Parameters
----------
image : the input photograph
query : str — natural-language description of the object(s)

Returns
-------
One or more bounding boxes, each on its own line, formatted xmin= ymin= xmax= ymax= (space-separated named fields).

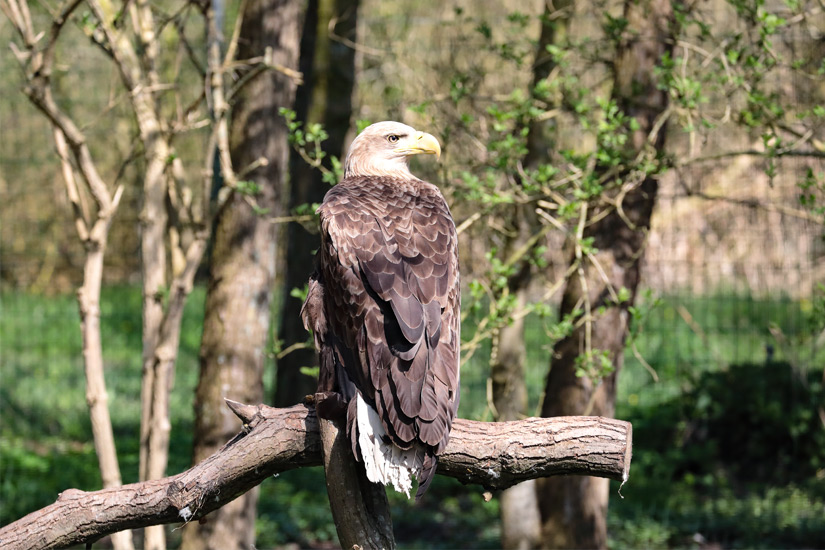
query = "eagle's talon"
xmin=314 ymin=391 xmax=348 ymax=420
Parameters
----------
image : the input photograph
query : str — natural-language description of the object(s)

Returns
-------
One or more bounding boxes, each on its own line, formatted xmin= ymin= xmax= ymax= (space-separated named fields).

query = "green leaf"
xmin=235 ymin=180 xmax=260 ymax=196
xmin=617 ymin=286 xmax=632 ymax=303
xmin=356 ymin=119 xmax=372 ymax=133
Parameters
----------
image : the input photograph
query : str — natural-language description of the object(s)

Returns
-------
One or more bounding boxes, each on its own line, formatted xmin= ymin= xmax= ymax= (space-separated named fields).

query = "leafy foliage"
xmin=280 ymin=107 xmax=344 ymax=185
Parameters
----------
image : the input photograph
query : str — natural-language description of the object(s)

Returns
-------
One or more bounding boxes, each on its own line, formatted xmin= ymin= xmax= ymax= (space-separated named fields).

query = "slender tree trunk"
xmin=77 ymin=260 xmax=136 ymax=550
xmin=492 ymin=250 xmax=541 ymax=550
xmin=78 ymin=248 xmax=119 ymax=477
xmin=133 ymin=42 xmax=176 ymax=550
xmin=275 ymin=0 xmax=360 ymax=406
xmin=492 ymin=3 xmax=571 ymax=548
xmin=180 ymin=1 xmax=301 ymax=548
xmin=117 ymin=6 xmax=173 ymax=549
xmin=493 ymin=293 xmax=541 ymax=549
xmin=65 ymin=150 xmax=134 ymax=550
xmin=137 ymin=93 xmax=171 ymax=489
xmin=537 ymin=1 xmax=675 ymax=548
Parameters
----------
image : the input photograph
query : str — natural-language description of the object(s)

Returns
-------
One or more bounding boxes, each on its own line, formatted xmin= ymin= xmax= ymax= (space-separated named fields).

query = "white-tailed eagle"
xmin=301 ymin=121 xmax=460 ymax=499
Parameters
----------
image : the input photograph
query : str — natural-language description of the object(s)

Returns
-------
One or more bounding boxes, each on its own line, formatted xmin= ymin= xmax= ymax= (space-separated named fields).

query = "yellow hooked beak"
xmin=395 ymin=131 xmax=441 ymax=160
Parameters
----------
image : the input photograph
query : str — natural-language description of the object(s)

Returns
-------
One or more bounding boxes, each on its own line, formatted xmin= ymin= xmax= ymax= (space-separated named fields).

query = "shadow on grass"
xmin=611 ymin=361 xmax=825 ymax=549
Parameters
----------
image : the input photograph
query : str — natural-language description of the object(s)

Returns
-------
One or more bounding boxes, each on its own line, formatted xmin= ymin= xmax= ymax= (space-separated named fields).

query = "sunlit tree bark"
xmin=0 ymin=402 xmax=632 ymax=550
xmin=181 ymin=1 xmax=301 ymax=548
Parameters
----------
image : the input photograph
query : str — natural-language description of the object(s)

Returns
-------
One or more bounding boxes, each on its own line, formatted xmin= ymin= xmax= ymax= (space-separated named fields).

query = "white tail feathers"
xmin=356 ymin=393 xmax=424 ymax=498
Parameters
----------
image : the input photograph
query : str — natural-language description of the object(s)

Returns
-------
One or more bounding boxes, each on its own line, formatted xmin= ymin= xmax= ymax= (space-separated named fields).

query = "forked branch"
xmin=0 ymin=402 xmax=632 ymax=550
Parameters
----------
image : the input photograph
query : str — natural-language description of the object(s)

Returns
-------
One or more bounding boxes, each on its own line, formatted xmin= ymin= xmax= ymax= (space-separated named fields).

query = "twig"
xmin=267 ymin=214 xmax=316 ymax=225
xmin=52 ymin=128 xmax=90 ymax=241
xmin=456 ymin=211 xmax=482 ymax=235
xmin=690 ymin=191 xmax=823 ymax=223
xmin=631 ymin=340 xmax=658 ymax=382
xmin=677 ymin=148 xmax=825 ymax=166
xmin=275 ymin=341 xmax=312 ymax=360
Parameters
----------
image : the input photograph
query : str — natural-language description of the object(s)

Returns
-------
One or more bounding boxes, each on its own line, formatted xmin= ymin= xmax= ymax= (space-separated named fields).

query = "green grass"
xmin=0 ymin=286 xmax=204 ymax=523
xmin=1 ymin=286 xmax=823 ymax=548
xmin=608 ymin=293 xmax=825 ymax=549
xmin=617 ymin=292 xmax=823 ymax=409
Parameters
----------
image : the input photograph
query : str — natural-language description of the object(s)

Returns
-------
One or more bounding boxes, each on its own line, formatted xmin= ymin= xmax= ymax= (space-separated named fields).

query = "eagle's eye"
xmin=387 ymin=134 xmax=400 ymax=144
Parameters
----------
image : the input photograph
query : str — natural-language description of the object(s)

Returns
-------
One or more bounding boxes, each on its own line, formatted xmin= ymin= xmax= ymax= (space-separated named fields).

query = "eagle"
xmin=301 ymin=121 xmax=460 ymax=500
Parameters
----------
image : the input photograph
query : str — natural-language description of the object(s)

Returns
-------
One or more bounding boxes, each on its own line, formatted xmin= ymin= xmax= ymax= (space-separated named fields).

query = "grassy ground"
xmin=1 ymin=286 xmax=823 ymax=548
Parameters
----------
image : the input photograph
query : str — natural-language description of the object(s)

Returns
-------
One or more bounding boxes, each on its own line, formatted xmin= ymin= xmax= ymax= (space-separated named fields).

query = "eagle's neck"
xmin=344 ymin=155 xmax=414 ymax=180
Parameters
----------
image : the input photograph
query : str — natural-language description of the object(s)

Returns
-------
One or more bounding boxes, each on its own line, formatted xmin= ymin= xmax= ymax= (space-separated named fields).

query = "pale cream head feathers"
xmin=344 ymin=121 xmax=441 ymax=179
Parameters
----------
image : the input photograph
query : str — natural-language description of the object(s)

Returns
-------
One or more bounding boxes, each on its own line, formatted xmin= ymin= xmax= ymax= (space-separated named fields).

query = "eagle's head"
xmin=344 ymin=121 xmax=441 ymax=179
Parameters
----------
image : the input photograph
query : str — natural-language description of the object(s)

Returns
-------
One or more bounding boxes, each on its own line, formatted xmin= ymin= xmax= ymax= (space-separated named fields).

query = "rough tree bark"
xmin=0 ymin=401 xmax=632 ymax=550
xmin=317 ymin=412 xmax=395 ymax=549
xmin=180 ymin=1 xmax=301 ymax=549
xmin=275 ymin=0 xmax=360 ymax=405
xmin=537 ymin=1 xmax=676 ymax=548
xmin=491 ymin=3 xmax=573 ymax=548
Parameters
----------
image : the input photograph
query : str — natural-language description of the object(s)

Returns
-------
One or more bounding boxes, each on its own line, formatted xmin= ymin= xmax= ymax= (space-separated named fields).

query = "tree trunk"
xmin=180 ymin=1 xmax=301 ymax=549
xmin=127 ymin=5 xmax=173 ymax=548
xmin=317 ymin=412 xmax=396 ymax=549
xmin=537 ymin=1 xmax=675 ymax=548
xmin=57 ymin=125 xmax=134 ymax=550
xmin=78 ymin=245 xmax=135 ymax=550
xmin=492 ymin=270 xmax=542 ymax=550
xmin=275 ymin=0 xmax=360 ymax=406
xmin=492 ymin=3 xmax=572 ymax=548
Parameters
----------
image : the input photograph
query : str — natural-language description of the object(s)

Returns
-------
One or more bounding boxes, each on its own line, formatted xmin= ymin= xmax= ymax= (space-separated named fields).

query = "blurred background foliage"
xmin=1 ymin=0 xmax=824 ymax=548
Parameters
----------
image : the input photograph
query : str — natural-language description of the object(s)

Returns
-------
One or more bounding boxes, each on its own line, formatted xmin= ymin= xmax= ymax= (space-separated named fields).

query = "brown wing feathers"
xmin=313 ymin=175 xmax=459 ymax=494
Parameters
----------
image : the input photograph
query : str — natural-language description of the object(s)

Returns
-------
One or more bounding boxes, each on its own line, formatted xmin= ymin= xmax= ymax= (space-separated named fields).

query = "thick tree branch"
xmin=0 ymin=402 xmax=631 ymax=550
xmin=318 ymin=413 xmax=396 ymax=550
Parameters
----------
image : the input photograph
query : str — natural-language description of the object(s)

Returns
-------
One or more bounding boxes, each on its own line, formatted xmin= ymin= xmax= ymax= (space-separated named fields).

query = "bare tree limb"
xmin=317 ymin=412 xmax=396 ymax=550
xmin=52 ymin=128 xmax=90 ymax=241
xmin=0 ymin=402 xmax=632 ymax=550
xmin=677 ymin=147 xmax=825 ymax=164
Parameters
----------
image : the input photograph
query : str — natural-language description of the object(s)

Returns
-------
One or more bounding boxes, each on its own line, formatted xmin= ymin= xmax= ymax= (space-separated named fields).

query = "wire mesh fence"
xmin=1 ymin=3 xmax=823 ymax=546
